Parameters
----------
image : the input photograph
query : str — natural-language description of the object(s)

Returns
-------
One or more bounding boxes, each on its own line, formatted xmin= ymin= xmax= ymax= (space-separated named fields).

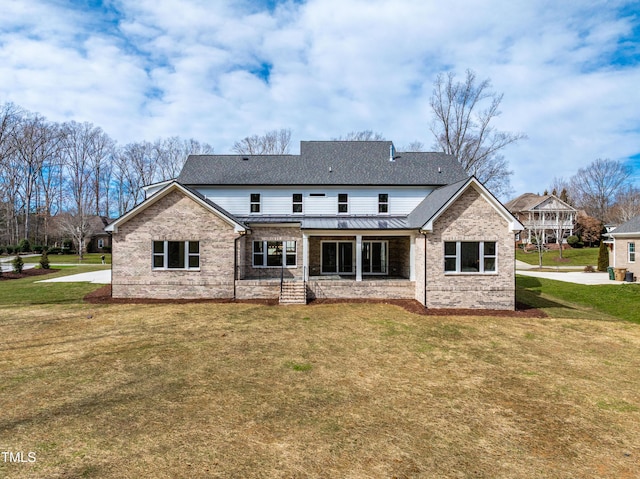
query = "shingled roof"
xmin=177 ymin=141 xmax=467 ymax=186
xmin=610 ymin=214 xmax=640 ymax=235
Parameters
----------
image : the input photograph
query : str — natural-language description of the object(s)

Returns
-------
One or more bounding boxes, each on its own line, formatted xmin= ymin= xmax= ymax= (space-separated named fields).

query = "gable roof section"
xmin=177 ymin=141 xmax=468 ymax=186
xmin=505 ymin=193 xmax=575 ymax=213
xmin=105 ymin=181 xmax=247 ymax=234
xmin=408 ymin=177 xmax=523 ymax=232
xmin=609 ymin=214 xmax=640 ymax=236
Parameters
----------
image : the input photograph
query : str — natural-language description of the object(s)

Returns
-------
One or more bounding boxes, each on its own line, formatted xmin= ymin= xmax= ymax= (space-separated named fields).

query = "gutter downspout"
xmin=233 ymin=233 xmax=245 ymax=300
xmin=422 ymin=231 xmax=428 ymax=308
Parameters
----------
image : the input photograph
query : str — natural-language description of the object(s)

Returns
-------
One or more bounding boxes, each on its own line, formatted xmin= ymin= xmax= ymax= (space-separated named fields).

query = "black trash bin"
xmin=625 ymin=271 xmax=634 ymax=282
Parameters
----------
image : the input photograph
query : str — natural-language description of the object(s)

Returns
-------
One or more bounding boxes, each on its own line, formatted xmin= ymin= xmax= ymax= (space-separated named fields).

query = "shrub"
xmin=33 ymin=245 xmax=44 ymax=253
xmin=12 ymin=255 xmax=24 ymax=274
xmin=18 ymin=239 xmax=31 ymax=253
xmin=39 ymin=251 xmax=50 ymax=270
xmin=567 ymin=235 xmax=584 ymax=248
xmin=584 ymin=265 xmax=595 ymax=273
xmin=5 ymin=245 xmax=14 ymax=255
xmin=47 ymin=247 xmax=63 ymax=255
xmin=101 ymin=246 xmax=112 ymax=253
xmin=597 ymin=240 xmax=609 ymax=272
xmin=0 ymin=246 xmax=5 ymax=255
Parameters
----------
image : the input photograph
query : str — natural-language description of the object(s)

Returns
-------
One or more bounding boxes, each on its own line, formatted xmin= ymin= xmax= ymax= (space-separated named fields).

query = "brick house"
xmin=106 ymin=141 xmax=523 ymax=309
xmin=607 ymin=214 xmax=640 ymax=281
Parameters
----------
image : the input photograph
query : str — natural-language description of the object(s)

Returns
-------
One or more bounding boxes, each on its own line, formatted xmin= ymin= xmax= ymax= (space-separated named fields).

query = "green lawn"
xmin=516 ymin=274 xmax=640 ymax=323
xmin=0 ymin=266 xmax=108 ymax=305
xmin=516 ymin=247 xmax=599 ymax=267
xmin=1 ymin=271 xmax=639 ymax=477
xmin=1 ymin=280 xmax=640 ymax=478
xmin=16 ymin=253 xmax=111 ymax=265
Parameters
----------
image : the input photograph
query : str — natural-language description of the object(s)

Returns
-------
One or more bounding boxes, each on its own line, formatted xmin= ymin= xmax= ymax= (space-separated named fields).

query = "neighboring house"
xmin=86 ymin=216 xmax=113 ymax=253
xmin=607 ymin=214 xmax=640 ymax=280
xmin=505 ymin=193 xmax=577 ymax=245
xmin=106 ymin=141 xmax=523 ymax=309
xmin=50 ymin=214 xmax=112 ymax=253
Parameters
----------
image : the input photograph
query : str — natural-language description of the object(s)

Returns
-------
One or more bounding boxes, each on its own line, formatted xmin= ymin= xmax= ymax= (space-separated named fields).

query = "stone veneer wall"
xmin=307 ymin=280 xmax=415 ymax=300
xmin=425 ymin=187 xmax=517 ymax=310
xmin=240 ymin=226 xmax=303 ymax=280
xmin=112 ymin=189 xmax=239 ymax=299
xmin=614 ymin=238 xmax=639 ymax=280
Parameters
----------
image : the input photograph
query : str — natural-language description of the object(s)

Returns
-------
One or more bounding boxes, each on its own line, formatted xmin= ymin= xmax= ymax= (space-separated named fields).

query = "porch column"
xmin=409 ymin=235 xmax=416 ymax=281
xmin=356 ymin=234 xmax=362 ymax=281
xmin=302 ymin=233 xmax=309 ymax=281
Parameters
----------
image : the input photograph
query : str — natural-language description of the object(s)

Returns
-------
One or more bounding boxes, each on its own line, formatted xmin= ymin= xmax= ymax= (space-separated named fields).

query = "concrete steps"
xmin=279 ymin=281 xmax=307 ymax=304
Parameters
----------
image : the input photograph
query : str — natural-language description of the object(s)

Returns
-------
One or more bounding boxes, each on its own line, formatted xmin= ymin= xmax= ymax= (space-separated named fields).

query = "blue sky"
xmin=1 ymin=0 xmax=639 ymax=197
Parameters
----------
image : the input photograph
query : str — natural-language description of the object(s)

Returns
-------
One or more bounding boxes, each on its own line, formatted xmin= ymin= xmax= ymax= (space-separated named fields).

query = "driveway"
xmin=37 ymin=269 xmax=111 ymax=284
xmin=517 ymin=270 xmax=626 ymax=285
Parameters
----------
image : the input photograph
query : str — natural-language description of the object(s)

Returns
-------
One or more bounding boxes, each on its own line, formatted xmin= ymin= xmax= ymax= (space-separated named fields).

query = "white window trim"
xmin=250 ymin=193 xmax=261 ymax=214
xmin=629 ymin=242 xmax=636 ymax=263
xmin=338 ymin=194 xmax=348 ymax=214
xmin=152 ymin=240 xmax=200 ymax=271
xmin=292 ymin=193 xmax=303 ymax=214
xmin=320 ymin=240 xmax=355 ymax=275
xmin=444 ymin=241 xmax=498 ymax=275
xmin=252 ymin=240 xmax=297 ymax=268
xmin=378 ymin=194 xmax=389 ymax=214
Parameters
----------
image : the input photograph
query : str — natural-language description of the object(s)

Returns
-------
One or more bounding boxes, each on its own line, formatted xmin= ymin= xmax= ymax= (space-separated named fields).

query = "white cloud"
xmin=0 ymin=0 xmax=638 ymax=197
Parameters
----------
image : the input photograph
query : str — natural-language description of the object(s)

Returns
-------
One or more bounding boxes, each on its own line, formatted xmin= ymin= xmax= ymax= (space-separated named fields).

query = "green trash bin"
xmin=607 ymin=267 xmax=615 ymax=280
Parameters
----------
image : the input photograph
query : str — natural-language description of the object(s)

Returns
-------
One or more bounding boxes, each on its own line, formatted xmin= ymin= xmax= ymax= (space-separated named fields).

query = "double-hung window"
xmin=250 ymin=193 xmax=261 ymax=213
xmin=629 ymin=242 xmax=636 ymax=263
xmin=153 ymin=241 xmax=200 ymax=270
xmin=378 ymin=194 xmax=389 ymax=213
xmin=444 ymin=241 xmax=496 ymax=273
xmin=253 ymin=241 xmax=296 ymax=267
xmin=338 ymin=194 xmax=348 ymax=213
xmin=292 ymin=194 xmax=303 ymax=213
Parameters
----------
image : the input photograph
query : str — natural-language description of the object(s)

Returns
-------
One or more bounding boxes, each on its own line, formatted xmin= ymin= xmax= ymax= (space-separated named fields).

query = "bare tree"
xmin=527 ymin=213 xmax=548 ymax=269
xmin=155 ymin=136 xmax=214 ymax=181
xmin=430 ymin=69 xmax=526 ymax=197
xmin=232 ymin=128 xmax=291 ymax=155
xmin=611 ymin=185 xmax=640 ymax=224
xmin=0 ymin=103 xmax=24 ymax=244
xmin=570 ymin=158 xmax=632 ymax=222
xmin=401 ymin=140 xmax=426 ymax=151
xmin=333 ymin=130 xmax=386 ymax=141
xmin=55 ymin=211 xmax=100 ymax=260
xmin=11 ymin=114 xmax=63 ymax=240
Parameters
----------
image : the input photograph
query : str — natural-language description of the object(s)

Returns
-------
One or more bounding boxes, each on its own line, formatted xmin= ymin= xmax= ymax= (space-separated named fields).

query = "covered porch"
xmin=235 ymin=228 xmax=418 ymax=301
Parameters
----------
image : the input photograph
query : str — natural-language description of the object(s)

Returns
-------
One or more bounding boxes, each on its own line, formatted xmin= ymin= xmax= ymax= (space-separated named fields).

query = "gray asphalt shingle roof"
xmin=177 ymin=141 xmax=467 ymax=186
xmin=406 ymin=178 xmax=469 ymax=229
xmin=611 ymin=214 xmax=640 ymax=235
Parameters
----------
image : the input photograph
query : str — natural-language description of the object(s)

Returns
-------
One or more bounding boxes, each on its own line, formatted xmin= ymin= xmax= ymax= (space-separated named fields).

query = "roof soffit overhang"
xmin=419 ymin=177 xmax=524 ymax=234
xmin=105 ymin=182 xmax=247 ymax=234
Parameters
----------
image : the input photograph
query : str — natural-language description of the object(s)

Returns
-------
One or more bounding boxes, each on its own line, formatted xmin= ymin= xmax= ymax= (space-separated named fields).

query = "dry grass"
xmin=1 ymin=302 xmax=640 ymax=478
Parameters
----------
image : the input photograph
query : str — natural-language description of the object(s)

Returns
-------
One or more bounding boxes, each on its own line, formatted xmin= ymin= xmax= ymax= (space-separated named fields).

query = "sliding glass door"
xmin=362 ymin=241 xmax=388 ymax=275
xmin=321 ymin=242 xmax=354 ymax=274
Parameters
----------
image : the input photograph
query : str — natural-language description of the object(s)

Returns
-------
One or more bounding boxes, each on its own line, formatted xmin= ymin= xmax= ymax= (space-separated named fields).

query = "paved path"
xmin=37 ymin=269 xmax=111 ymax=284
xmin=516 ymin=269 xmax=626 ymax=285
